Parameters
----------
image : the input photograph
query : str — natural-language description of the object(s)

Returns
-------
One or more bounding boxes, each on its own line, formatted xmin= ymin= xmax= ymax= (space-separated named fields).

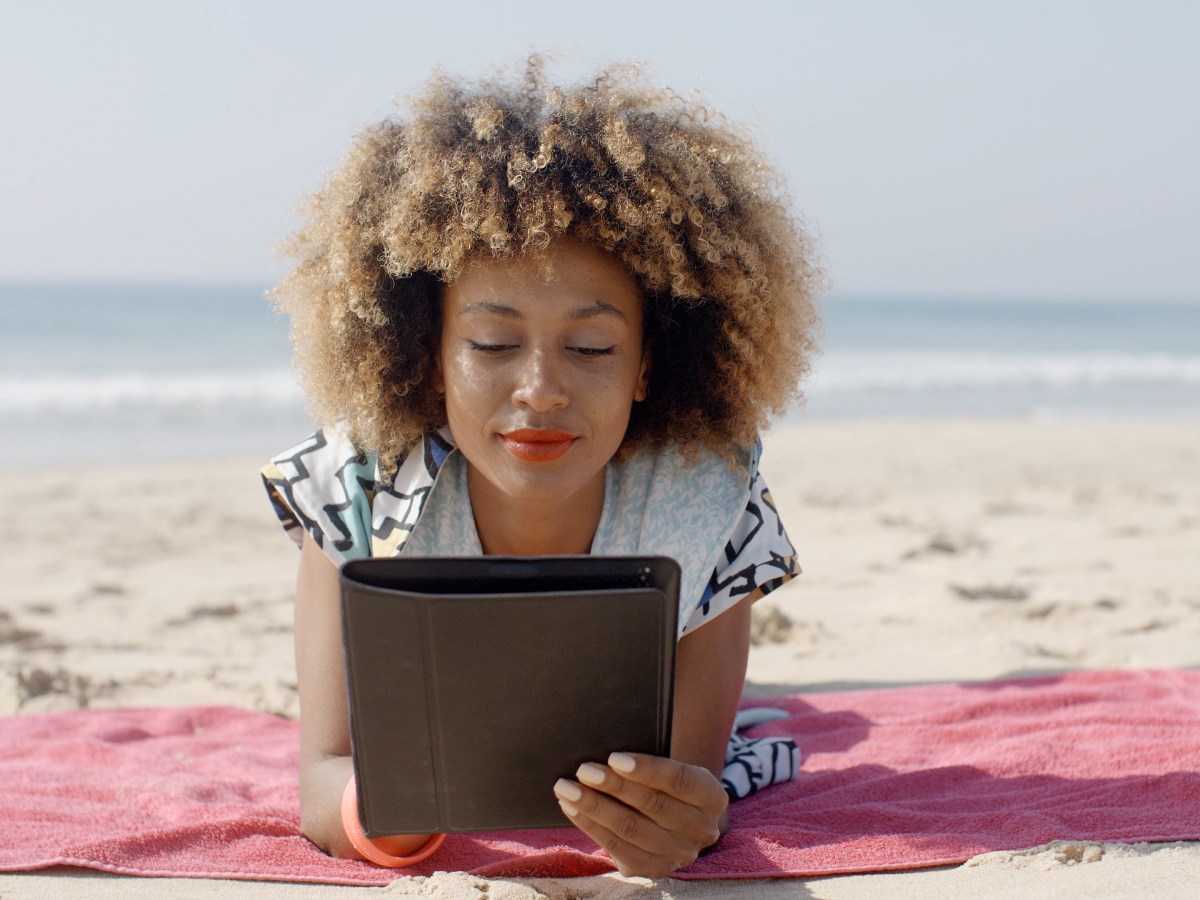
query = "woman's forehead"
xmin=445 ymin=237 xmax=643 ymax=316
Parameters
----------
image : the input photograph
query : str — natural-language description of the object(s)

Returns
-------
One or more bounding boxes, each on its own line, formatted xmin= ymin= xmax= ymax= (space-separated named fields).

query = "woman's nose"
xmin=511 ymin=349 xmax=569 ymax=412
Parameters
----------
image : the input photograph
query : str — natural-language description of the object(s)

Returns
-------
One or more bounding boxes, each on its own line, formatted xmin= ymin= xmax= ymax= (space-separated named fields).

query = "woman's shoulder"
xmin=260 ymin=428 xmax=453 ymax=563
xmin=260 ymin=427 xmax=378 ymax=563
xmin=265 ymin=426 xmax=370 ymax=474
xmin=598 ymin=441 xmax=764 ymax=627
xmin=622 ymin=441 xmax=796 ymax=637
xmin=263 ymin=427 xmax=454 ymax=488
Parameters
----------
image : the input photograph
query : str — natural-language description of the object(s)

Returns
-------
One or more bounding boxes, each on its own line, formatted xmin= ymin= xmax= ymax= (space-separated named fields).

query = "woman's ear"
xmin=432 ymin=354 xmax=445 ymax=395
xmin=634 ymin=343 xmax=651 ymax=402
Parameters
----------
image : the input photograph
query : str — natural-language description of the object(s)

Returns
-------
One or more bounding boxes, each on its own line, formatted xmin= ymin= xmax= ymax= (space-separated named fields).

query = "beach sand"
xmin=2 ymin=419 xmax=1198 ymax=898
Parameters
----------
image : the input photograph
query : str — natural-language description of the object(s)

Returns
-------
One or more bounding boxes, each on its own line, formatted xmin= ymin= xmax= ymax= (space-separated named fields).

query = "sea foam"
xmin=1 ymin=368 xmax=304 ymax=414
xmin=811 ymin=352 xmax=1200 ymax=394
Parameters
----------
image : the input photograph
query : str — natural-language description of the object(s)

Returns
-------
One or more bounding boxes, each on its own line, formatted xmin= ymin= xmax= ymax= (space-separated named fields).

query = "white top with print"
xmin=262 ymin=428 xmax=798 ymax=638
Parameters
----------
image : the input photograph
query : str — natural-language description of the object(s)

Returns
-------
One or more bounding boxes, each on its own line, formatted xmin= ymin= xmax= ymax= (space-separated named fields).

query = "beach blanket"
xmin=1 ymin=668 xmax=1198 ymax=884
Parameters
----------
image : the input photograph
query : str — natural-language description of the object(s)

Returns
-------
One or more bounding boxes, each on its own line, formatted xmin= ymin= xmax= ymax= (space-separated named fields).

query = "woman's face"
xmin=437 ymin=237 xmax=650 ymax=507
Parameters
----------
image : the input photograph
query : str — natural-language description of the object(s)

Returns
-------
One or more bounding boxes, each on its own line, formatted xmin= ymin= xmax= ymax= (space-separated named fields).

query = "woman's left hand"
xmin=553 ymin=751 xmax=728 ymax=879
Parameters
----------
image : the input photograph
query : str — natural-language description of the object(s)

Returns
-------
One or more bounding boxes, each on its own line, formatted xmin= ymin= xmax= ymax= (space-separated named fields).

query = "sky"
xmin=1 ymin=0 xmax=1196 ymax=300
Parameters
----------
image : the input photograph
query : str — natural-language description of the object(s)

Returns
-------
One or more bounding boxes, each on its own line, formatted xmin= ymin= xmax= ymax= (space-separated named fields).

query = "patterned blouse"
xmin=262 ymin=428 xmax=799 ymax=637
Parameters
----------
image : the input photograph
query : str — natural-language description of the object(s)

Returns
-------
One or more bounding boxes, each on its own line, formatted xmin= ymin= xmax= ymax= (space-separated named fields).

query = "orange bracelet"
xmin=340 ymin=774 xmax=446 ymax=867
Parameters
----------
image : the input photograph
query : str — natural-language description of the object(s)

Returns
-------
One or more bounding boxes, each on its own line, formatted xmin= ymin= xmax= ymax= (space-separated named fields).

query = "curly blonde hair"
xmin=273 ymin=58 xmax=822 ymax=467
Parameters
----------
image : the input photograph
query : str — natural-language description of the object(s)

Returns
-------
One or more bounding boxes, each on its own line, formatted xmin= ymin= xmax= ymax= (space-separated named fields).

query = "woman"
xmin=263 ymin=58 xmax=821 ymax=878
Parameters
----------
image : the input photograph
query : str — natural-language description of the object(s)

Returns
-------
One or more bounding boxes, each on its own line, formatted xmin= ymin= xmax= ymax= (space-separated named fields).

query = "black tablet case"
xmin=339 ymin=555 xmax=680 ymax=837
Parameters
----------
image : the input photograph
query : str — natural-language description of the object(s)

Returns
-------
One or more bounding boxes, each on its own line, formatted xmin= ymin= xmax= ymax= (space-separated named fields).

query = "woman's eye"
xmin=467 ymin=340 xmax=517 ymax=353
xmin=570 ymin=346 xmax=616 ymax=357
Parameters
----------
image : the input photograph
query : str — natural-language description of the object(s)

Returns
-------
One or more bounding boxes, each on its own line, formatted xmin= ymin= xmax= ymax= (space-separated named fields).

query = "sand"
xmin=2 ymin=418 xmax=1198 ymax=898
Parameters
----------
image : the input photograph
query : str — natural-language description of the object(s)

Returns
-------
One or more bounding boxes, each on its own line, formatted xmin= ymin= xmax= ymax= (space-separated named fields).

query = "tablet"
xmin=338 ymin=555 xmax=680 ymax=837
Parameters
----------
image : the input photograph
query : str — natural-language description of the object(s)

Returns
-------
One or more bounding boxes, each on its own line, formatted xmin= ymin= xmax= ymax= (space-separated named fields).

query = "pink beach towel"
xmin=1 ymin=668 xmax=1198 ymax=884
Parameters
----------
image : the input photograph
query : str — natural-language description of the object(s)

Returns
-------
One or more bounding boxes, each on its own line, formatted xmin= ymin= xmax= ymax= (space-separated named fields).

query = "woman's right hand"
xmin=553 ymin=751 xmax=728 ymax=879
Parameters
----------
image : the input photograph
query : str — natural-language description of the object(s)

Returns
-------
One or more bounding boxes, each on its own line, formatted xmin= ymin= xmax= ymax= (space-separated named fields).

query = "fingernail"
xmin=576 ymin=763 xmax=606 ymax=786
xmin=608 ymin=752 xmax=636 ymax=773
xmin=554 ymin=778 xmax=582 ymax=802
xmin=558 ymin=799 xmax=579 ymax=817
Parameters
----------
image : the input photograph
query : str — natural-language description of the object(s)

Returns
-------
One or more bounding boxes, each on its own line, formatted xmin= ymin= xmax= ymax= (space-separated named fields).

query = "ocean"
xmin=2 ymin=282 xmax=1198 ymax=466
xmin=803 ymin=295 xmax=1200 ymax=422
xmin=0 ymin=282 xmax=308 ymax=467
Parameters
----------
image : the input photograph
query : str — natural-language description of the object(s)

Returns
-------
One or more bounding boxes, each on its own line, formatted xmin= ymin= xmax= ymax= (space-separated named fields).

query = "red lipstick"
xmin=501 ymin=428 xmax=577 ymax=462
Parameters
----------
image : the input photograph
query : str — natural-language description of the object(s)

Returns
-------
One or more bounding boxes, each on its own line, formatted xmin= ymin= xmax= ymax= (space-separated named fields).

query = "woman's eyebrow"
xmin=567 ymin=301 xmax=629 ymax=323
xmin=459 ymin=300 xmax=629 ymax=323
xmin=460 ymin=301 xmax=521 ymax=319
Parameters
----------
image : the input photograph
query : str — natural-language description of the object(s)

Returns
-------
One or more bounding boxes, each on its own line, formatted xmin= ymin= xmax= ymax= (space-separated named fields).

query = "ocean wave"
xmin=811 ymin=352 xmax=1200 ymax=394
xmin=0 ymin=369 xmax=305 ymax=414
xmin=7 ymin=352 xmax=1200 ymax=416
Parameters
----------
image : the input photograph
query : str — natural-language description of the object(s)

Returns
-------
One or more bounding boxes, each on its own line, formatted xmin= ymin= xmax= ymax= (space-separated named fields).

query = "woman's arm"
xmin=671 ymin=590 xmax=754 ymax=781
xmin=553 ymin=592 xmax=754 ymax=877
xmin=670 ymin=590 xmax=753 ymax=835
xmin=293 ymin=533 xmax=431 ymax=858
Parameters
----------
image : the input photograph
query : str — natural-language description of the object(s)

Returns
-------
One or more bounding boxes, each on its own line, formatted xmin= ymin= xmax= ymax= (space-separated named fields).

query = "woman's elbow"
xmin=301 ymin=809 xmax=358 ymax=859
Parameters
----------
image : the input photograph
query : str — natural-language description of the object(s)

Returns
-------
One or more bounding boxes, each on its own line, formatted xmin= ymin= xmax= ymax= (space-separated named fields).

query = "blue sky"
xmin=1 ymin=0 xmax=1196 ymax=299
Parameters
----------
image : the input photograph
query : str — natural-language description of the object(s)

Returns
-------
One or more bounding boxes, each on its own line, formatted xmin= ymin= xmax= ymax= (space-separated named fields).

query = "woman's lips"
xmin=500 ymin=428 xmax=577 ymax=462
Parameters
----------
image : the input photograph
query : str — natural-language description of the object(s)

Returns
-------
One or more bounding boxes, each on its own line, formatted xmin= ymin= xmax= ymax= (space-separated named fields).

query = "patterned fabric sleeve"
xmin=260 ymin=429 xmax=379 ymax=567
xmin=680 ymin=470 xmax=799 ymax=636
